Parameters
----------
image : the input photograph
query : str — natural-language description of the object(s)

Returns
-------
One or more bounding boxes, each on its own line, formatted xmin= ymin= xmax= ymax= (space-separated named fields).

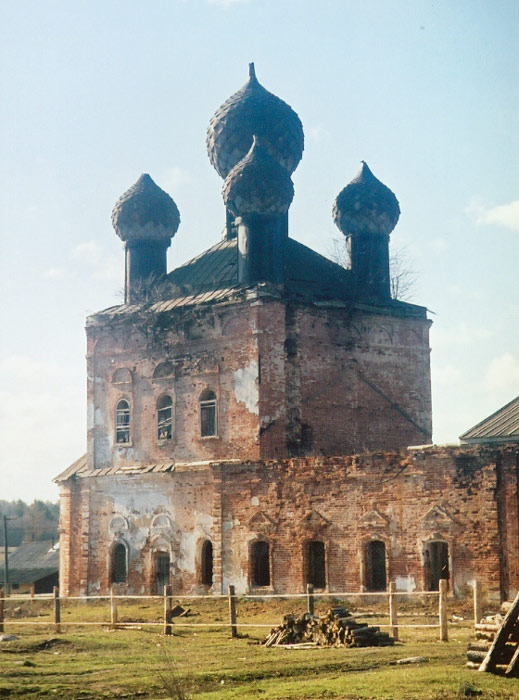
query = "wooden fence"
xmin=0 ymin=578 xmax=473 ymax=642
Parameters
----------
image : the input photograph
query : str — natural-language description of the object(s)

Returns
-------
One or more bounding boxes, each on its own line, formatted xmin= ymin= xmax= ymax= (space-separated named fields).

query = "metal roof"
xmin=0 ymin=540 xmax=58 ymax=584
xmin=460 ymin=396 xmax=519 ymax=444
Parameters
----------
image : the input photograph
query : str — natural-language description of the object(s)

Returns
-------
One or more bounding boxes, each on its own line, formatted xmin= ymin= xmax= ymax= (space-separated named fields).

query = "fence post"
xmin=110 ymin=585 xmax=118 ymax=629
xmin=389 ymin=581 xmax=399 ymax=641
xmin=473 ymin=579 xmax=482 ymax=628
xmin=53 ymin=586 xmax=61 ymax=634
xmin=164 ymin=584 xmax=173 ymax=636
xmin=228 ymin=584 xmax=237 ymax=638
xmin=307 ymin=583 xmax=315 ymax=616
xmin=0 ymin=588 xmax=4 ymax=634
xmin=30 ymin=584 xmax=35 ymax=599
xmin=439 ymin=579 xmax=448 ymax=641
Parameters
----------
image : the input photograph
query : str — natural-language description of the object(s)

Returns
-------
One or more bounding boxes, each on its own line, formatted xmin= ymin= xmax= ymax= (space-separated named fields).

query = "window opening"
xmin=155 ymin=553 xmax=170 ymax=594
xmin=111 ymin=543 xmax=127 ymax=584
xmin=365 ymin=540 xmax=386 ymax=591
xmin=307 ymin=541 xmax=326 ymax=588
xmin=157 ymin=395 xmax=173 ymax=440
xmin=251 ymin=540 xmax=270 ymax=587
xmin=201 ymin=540 xmax=213 ymax=586
xmin=200 ymin=390 xmax=217 ymax=437
xmin=115 ymin=399 xmax=130 ymax=444
xmin=424 ymin=540 xmax=449 ymax=591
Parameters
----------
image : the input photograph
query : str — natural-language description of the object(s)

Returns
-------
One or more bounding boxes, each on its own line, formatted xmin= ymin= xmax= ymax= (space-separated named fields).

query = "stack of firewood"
xmin=264 ymin=607 xmax=395 ymax=648
xmin=466 ymin=613 xmax=502 ymax=668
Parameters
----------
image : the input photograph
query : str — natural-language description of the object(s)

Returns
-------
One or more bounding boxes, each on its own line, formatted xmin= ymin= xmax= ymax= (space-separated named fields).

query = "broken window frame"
xmin=200 ymin=389 xmax=217 ymax=438
xmin=250 ymin=539 xmax=271 ymax=588
xmin=115 ymin=399 xmax=131 ymax=444
xmin=364 ymin=539 xmax=387 ymax=592
xmin=157 ymin=394 xmax=173 ymax=441
xmin=200 ymin=540 xmax=213 ymax=587
xmin=306 ymin=540 xmax=326 ymax=589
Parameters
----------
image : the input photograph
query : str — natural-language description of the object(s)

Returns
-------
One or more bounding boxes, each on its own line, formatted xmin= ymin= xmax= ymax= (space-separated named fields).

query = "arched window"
xmin=201 ymin=540 xmax=213 ymax=586
xmin=115 ymin=399 xmax=130 ymax=444
xmin=251 ymin=540 xmax=270 ymax=587
xmin=200 ymin=389 xmax=217 ymax=438
xmin=157 ymin=395 xmax=173 ymax=440
xmin=306 ymin=541 xmax=326 ymax=589
xmin=365 ymin=540 xmax=387 ymax=591
xmin=111 ymin=543 xmax=127 ymax=584
xmin=424 ymin=540 xmax=449 ymax=591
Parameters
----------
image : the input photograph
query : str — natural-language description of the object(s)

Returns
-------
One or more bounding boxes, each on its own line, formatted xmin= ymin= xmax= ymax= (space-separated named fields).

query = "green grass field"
xmin=1 ymin=596 xmax=518 ymax=699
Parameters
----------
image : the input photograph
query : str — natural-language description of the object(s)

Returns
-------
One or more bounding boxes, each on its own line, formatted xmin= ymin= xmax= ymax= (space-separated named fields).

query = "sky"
xmin=0 ymin=0 xmax=518 ymax=502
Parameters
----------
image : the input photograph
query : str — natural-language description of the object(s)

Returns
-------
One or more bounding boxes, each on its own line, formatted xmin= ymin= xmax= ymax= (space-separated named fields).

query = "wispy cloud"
xmin=484 ymin=352 xmax=519 ymax=390
xmin=467 ymin=198 xmax=519 ymax=232
xmin=433 ymin=365 xmax=461 ymax=386
xmin=306 ymin=125 xmax=329 ymax=144
xmin=162 ymin=166 xmax=193 ymax=192
xmin=71 ymin=240 xmax=120 ymax=282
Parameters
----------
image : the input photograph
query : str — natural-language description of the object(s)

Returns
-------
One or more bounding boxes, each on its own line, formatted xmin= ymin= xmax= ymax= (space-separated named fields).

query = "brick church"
xmin=56 ymin=65 xmax=519 ymax=601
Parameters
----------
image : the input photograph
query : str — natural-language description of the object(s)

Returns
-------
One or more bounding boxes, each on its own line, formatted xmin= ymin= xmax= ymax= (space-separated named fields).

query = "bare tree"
xmin=330 ymin=238 xmax=417 ymax=302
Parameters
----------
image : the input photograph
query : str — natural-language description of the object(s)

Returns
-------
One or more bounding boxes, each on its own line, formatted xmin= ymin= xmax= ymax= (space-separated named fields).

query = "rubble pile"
xmin=263 ymin=607 xmax=395 ymax=648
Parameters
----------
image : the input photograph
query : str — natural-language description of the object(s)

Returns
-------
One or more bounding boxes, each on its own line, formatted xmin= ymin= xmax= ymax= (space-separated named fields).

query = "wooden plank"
xmin=479 ymin=591 xmax=519 ymax=673
xmin=505 ymin=644 xmax=519 ymax=677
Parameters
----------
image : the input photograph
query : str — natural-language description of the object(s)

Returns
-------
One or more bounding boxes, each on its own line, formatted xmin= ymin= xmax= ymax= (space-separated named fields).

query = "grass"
xmin=0 ymin=596 xmax=517 ymax=699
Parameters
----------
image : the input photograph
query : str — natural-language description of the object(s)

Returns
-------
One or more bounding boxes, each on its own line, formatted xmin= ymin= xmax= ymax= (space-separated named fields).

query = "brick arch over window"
xmin=115 ymin=399 xmax=131 ymax=444
xmin=199 ymin=389 xmax=217 ymax=437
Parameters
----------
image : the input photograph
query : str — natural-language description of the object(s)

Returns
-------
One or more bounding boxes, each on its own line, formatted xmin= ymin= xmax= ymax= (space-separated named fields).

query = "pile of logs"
xmin=466 ymin=614 xmax=501 ymax=668
xmin=264 ymin=607 xmax=395 ymax=648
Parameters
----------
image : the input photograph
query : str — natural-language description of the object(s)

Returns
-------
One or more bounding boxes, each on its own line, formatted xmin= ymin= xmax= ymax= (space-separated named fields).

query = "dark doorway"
xmin=424 ymin=541 xmax=449 ymax=591
xmin=111 ymin=543 xmax=127 ymax=584
xmin=365 ymin=540 xmax=386 ymax=591
xmin=251 ymin=540 xmax=270 ymax=586
xmin=307 ymin=541 xmax=326 ymax=588
xmin=201 ymin=540 xmax=213 ymax=586
xmin=155 ymin=554 xmax=170 ymax=594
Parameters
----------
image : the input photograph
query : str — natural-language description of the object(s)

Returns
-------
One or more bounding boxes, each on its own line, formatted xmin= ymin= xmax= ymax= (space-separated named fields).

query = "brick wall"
xmin=59 ymin=445 xmax=519 ymax=600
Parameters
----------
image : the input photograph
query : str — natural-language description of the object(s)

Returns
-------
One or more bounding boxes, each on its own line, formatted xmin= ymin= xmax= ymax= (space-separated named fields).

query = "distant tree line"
xmin=0 ymin=500 xmax=59 ymax=546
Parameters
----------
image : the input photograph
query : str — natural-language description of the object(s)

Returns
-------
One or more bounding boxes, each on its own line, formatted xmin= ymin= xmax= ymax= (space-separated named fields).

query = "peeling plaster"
xmin=234 ymin=360 xmax=259 ymax=415
xmin=395 ymin=576 xmax=416 ymax=592
xmin=251 ymin=496 xmax=259 ymax=507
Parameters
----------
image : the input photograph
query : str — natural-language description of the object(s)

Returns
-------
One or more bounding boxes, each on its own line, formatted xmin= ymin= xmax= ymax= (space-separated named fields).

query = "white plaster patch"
xmin=94 ymin=408 xmax=104 ymax=426
xmin=222 ymin=520 xmax=233 ymax=532
xmin=179 ymin=532 xmax=197 ymax=572
xmin=194 ymin=512 xmax=213 ymax=531
xmin=395 ymin=576 xmax=417 ymax=592
xmin=251 ymin=496 xmax=259 ymax=507
xmin=234 ymin=360 xmax=259 ymax=414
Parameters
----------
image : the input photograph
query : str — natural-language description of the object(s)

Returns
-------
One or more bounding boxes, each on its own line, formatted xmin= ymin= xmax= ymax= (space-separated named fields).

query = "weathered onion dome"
xmin=222 ymin=136 xmax=294 ymax=217
xmin=112 ymin=174 xmax=180 ymax=241
xmin=332 ymin=162 xmax=400 ymax=237
xmin=207 ymin=63 xmax=304 ymax=179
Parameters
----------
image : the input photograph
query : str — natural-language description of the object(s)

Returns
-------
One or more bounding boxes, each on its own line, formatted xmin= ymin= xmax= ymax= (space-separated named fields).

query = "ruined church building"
xmin=56 ymin=65 xmax=519 ymax=601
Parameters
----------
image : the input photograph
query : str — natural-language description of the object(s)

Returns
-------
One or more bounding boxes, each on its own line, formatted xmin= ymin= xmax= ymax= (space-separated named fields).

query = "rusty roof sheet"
xmin=460 ymin=396 xmax=519 ymax=443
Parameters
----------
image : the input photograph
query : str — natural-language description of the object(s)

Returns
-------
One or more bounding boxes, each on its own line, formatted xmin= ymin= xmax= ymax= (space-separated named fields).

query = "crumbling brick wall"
xmin=59 ymin=445 xmax=519 ymax=600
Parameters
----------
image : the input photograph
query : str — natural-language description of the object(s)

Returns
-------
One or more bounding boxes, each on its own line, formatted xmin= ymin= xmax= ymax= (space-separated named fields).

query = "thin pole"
xmin=439 ymin=579 xmax=448 ymax=641
xmin=110 ymin=585 xmax=118 ymax=629
xmin=306 ymin=584 xmax=315 ymax=616
xmin=228 ymin=584 xmax=237 ymax=638
xmin=0 ymin=588 xmax=4 ymax=633
xmin=473 ymin=580 xmax=482 ymax=628
xmin=164 ymin=585 xmax=173 ymax=636
xmin=3 ymin=516 xmax=9 ymax=597
xmin=54 ymin=586 xmax=61 ymax=634
xmin=389 ymin=582 xmax=399 ymax=641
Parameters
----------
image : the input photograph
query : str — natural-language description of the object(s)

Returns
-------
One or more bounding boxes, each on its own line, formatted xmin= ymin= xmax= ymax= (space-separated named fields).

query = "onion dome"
xmin=222 ymin=136 xmax=294 ymax=216
xmin=112 ymin=174 xmax=180 ymax=242
xmin=207 ymin=63 xmax=304 ymax=179
xmin=332 ymin=162 xmax=400 ymax=237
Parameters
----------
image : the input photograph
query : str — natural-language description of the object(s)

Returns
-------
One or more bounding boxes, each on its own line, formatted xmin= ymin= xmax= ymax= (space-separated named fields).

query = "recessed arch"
xmin=115 ymin=399 xmax=131 ymax=444
xmin=112 ymin=368 xmax=132 ymax=385
xmin=364 ymin=539 xmax=387 ymax=592
xmin=200 ymin=540 xmax=213 ymax=587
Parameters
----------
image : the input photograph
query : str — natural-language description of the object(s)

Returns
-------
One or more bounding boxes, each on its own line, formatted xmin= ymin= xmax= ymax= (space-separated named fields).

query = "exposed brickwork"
xmin=59 ymin=445 xmax=519 ymax=601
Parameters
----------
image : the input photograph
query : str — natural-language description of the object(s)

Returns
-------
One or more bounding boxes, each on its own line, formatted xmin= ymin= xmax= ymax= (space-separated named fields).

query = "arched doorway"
xmin=365 ymin=540 xmax=387 ymax=591
xmin=424 ymin=540 xmax=449 ymax=591
xmin=154 ymin=553 xmax=170 ymax=594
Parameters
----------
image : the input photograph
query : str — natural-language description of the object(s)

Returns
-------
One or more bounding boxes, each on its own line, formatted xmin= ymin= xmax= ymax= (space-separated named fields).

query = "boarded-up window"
xmin=157 ymin=395 xmax=173 ymax=440
xmin=111 ymin=543 xmax=127 ymax=584
xmin=115 ymin=399 xmax=130 ymax=444
xmin=201 ymin=540 xmax=213 ymax=586
xmin=424 ymin=541 xmax=449 ymax=591
xmin=307 ymin=541 xmax=326 ymax=589
xmin=365 ymin=540 xmax=386 ymax=591
xmin=251 ymin=540 xmax=270 ymax=587
xmin=200 ymin=390 xmax=217 ymax=437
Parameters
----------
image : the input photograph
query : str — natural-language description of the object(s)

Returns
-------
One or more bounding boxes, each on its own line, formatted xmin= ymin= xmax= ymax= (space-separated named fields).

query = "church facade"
xmin=56 ymin=66 xmax=519 ymax=601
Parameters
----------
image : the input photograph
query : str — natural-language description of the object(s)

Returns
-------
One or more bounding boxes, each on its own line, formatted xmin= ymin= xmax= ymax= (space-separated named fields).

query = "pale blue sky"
xmin=1 ymin=0 xmax=518 ymax=501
